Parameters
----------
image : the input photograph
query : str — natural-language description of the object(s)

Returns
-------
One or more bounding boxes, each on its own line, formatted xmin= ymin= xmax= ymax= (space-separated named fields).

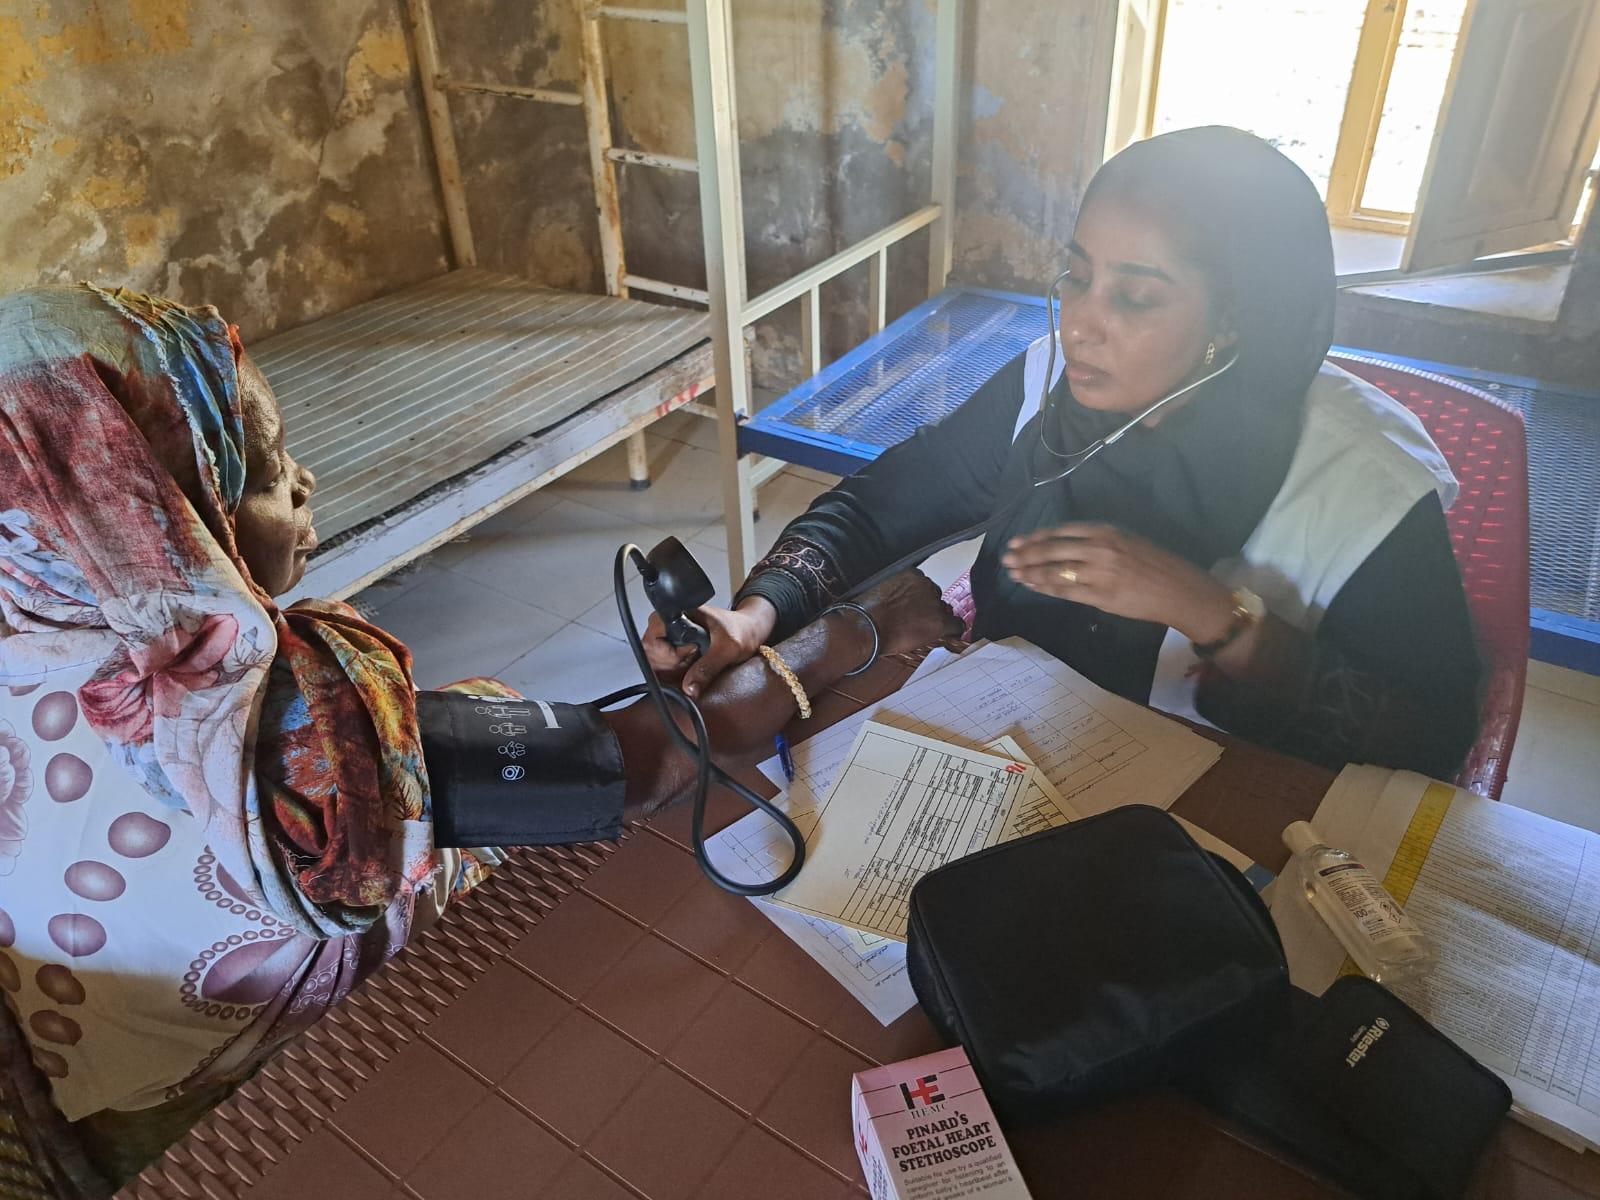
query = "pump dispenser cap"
xmin=1283 ymin=821 xmax=1323 ymax=857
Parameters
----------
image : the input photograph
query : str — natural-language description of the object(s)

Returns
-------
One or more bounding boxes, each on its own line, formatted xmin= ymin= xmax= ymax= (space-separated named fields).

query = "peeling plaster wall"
xmin=601 ymin=0 xmax=943 ymax=383
xmin=952 ymin=2 xmax=1113 ymax=293
xmin=0 ymin=0 xmax=452 ymax=340
xmin=592 ymin=0 xmax=1116 ymax=387
xmin=428 ymin=0 xmax=602 ymax=293
xmin=2 ymin=0 xmax=1117 ymax=386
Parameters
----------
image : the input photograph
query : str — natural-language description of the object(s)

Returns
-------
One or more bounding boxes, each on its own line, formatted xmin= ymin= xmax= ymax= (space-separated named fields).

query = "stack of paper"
xmin=705 ymin=638 xmax=1228 ymax=1024
xmin=1271 ymin=766 xmax=1600 ymax=1153
xmin=704 ymin=728 xmax=1075 ymax=1023
xmin=762 ymin=638 xmax=1222 ymax=819
xmin=766 ymin=722 xmax=1078 ymax=942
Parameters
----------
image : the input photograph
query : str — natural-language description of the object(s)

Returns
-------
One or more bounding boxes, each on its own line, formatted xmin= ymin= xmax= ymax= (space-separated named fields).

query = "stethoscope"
xmin=845 ymin=268 xmax=1242 ymax=595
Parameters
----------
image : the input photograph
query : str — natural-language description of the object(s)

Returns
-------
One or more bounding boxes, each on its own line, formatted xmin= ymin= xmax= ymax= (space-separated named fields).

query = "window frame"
xmin=1324 ymin=0 xmax=1417 ymax=231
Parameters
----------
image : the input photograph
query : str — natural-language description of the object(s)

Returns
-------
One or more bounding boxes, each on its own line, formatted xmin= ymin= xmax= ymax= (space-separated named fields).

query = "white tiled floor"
xmin=354 ymin=407 xmax=1599 ymax=832
xmin=1501 ymin=662 xmax=1600 ymax=833
xmin=354 ymin=410 xmax=980 ymax=701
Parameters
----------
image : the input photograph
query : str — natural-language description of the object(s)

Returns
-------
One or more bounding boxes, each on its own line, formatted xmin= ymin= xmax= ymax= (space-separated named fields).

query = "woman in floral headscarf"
xmin=0 ymin=283 xmax=956 ymax=1183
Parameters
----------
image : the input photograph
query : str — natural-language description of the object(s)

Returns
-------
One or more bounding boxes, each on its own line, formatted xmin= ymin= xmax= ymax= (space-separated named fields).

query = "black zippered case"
xmin=1185 ymin=975 xmax=1510 ymax=1199
xmin=905 ymin=805 xmax=1289 ymax=1124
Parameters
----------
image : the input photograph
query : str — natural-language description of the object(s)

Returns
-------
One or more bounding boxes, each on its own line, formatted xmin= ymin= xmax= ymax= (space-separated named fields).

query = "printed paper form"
xmin=824 ymin=734 xmax=1077 ymax=956
xmin=766 ymin=723 xmax=1039 ymax=941
xmin=705 ymin=736 xmax=1078 ymax=1024
xmin=762 ymin=638 xmax=1220 ymax=821
xmin=1272 ymin=766 xmax=1600 ymax=1152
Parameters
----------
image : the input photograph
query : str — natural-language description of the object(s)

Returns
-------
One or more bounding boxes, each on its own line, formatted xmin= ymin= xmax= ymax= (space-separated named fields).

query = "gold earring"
xmin=1204 ymin=342 xmax=1216 ymax=367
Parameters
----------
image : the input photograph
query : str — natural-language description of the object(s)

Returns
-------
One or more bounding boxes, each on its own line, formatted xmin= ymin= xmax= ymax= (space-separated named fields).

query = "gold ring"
xmin=1058 ymin=567 xmax=1079 ymax=585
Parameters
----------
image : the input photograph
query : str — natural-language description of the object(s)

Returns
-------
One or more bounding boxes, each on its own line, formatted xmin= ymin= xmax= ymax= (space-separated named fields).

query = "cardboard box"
xmin=851 ymin=1046 xmax=1033 ymax=1199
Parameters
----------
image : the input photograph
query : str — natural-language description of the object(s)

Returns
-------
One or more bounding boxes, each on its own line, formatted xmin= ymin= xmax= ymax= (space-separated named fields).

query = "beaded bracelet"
xmin=758 ymin=645 xmax=812 ymax=719
xmin=821 ymin=602 xmax=880 ymax=676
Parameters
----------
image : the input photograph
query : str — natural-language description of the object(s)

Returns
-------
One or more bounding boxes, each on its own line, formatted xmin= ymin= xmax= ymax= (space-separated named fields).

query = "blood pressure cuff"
xmin=417 ymin=690 xmax=626 ymax=847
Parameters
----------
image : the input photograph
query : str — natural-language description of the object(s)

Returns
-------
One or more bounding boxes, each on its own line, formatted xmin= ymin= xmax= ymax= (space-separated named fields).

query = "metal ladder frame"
xmin=686 ymin=0 xmax=963 ymax=585
xmin=403 ymin=0 xmax=963 ymax=588
xmin=405 ymin=0 xmax=706 ymax=493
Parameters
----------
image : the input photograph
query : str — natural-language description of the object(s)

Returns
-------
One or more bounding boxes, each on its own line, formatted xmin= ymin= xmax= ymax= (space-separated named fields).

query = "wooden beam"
xmin=624 ymin=274 xmax=711 ymax=304
xmin=436 ymin=77 xmax=584 ymax=105
xmin=405 ymin=0 xmax=476 ymax=266
xmin=606 ymin=147 xmax=700 ymax=172
xmin=600 ymin=5 xmax=688 ymax=23
xmin=1326 ymin=0 xmax=1408 ymax=224
xmin=574 ymin=0 xmax=628 ymax=297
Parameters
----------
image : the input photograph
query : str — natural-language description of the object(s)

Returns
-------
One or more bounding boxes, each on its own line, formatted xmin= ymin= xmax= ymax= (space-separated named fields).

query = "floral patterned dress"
xmin=0 ymin=285 xmax=469 ymax=1131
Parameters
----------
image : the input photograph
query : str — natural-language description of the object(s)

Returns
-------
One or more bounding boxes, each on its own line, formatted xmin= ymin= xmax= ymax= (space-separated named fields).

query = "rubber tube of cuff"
xmin=595 ymin=545 xmax=806 ymax=896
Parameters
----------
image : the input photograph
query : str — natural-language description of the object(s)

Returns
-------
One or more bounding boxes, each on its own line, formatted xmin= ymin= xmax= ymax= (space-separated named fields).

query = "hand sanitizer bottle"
xmin=1282 ymin=821 xmax=1436 ymax=985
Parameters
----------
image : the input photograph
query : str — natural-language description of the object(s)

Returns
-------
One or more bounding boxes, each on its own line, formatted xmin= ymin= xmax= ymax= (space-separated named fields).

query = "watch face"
xmin=1236 ymin=588 xmax=1266 ymax=621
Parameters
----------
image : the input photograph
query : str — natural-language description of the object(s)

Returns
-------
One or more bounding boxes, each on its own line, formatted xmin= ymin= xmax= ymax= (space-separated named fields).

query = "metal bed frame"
xmin=271 ymin=0 xmax=964 ymax=598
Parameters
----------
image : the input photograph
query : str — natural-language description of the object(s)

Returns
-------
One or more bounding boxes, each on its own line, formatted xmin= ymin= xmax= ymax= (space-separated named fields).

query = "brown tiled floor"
xmin=424 ymin=961 xmax=570 ymax=1082
xmin=263 ymin=823 xmax=897 ymax=1197
xmin=500 ymin=1010 xmax=654 ymax=1144
xmin=665 ymin=983 xmax=813 ymax=1113
xmin=144 ymin=682 xmax=1600 ymax=1199
xmin=331 ymin=1040 xmax=483 ymax=1177
xmin=407 ymin=1094 xmax=572 ymax=1199
xmin=244 ymin=1130 xmax=401 ymax=1200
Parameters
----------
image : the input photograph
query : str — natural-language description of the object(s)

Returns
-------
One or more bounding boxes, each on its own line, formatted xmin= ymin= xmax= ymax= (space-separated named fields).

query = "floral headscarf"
xmin=0 ymin=283 xmax=436 ymax=939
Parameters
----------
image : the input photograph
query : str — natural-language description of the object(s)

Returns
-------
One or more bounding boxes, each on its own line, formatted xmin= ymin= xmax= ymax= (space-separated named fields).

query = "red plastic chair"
xmin=1331 ymin=355 xmax=1530 ymax=799
xmin=939 ymin=356 xmax=1530 ymax=798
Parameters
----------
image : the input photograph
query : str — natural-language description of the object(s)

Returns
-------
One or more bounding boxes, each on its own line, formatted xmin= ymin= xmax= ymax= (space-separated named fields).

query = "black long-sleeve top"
xmin=737 ymin=352 xmax=1482 ymax=779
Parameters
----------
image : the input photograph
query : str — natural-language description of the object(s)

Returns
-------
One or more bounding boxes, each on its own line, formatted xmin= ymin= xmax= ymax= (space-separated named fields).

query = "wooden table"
xmin=136 ymin=656 xmax=1600 ymax=1200
xmin=792 ymin=656 xmax=1600 ymax=1199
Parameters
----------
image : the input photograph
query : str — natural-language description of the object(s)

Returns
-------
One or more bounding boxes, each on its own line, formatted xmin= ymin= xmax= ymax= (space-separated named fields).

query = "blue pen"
xmin=774 ymin=733 xmax=796 ymax=783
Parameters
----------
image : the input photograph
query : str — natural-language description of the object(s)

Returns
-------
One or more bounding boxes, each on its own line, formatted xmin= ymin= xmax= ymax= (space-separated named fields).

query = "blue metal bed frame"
xmin=738 ymin=287 xmax=1051 ymax=475
xmin=738 ymin=286 xmax=1600 ymax=673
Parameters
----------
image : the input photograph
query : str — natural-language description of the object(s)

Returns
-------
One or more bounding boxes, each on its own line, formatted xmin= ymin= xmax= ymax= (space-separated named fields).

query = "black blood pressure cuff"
xmin=416 ymin=690 xmax=626 ymax=848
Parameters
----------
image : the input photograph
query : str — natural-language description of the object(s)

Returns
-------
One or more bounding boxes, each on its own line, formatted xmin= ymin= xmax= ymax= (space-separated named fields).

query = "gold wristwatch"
xmin=1192 ymin=587 xmax=1265 ymax=659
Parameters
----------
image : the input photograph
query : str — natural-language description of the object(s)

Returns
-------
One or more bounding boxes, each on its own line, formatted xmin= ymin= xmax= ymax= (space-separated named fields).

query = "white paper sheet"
xmin=707 ymin=733 xmax=1078 ymax=1024
xmin=762 ymin=638 xmax=1220 ymax=822
xmin=766 ymin=723 xmax=1039 ymax=940
xmin=1271 ymin=767 xmax=1600 ymax=1152
xmin=824 ymin=733 xmax=1079 ymax=957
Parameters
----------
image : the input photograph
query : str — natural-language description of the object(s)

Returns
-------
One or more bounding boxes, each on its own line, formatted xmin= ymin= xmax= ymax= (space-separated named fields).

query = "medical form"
xmin=1273 ymin=766 xmax=1600 ymax=1152
xmin=706 ymin=735 xmax=1078 ymax=1023
xmin=766 ymin=723 xmax=1041 ymax=941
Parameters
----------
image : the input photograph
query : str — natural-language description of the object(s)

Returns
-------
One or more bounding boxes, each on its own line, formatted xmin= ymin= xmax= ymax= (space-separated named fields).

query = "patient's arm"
xmin=611 ymin=570 xmax=961 ymax=820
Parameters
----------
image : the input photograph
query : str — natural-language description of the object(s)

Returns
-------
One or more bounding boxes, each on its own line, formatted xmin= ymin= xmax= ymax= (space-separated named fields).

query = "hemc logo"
xmin=900 ymin=1073 xmax=945 ymax=1110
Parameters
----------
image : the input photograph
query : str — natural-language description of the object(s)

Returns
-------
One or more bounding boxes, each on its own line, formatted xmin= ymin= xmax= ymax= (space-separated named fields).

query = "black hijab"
xmin=972 ymin=127 xmax=1336 ymax=694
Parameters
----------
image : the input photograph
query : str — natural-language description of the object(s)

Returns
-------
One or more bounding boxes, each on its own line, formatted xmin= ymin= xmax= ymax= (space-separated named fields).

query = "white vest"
xmin=1013 ymin=334 xmax=1458 ymax=724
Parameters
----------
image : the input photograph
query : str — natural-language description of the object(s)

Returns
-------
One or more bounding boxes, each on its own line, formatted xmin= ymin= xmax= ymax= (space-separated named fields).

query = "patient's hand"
xmin=854 ymin=571 xmax=964 ymax=660
xmin=643 ymin=571 xmax=960 ymax=698
xmin=618 ymin=570 xmax=962 ymax=816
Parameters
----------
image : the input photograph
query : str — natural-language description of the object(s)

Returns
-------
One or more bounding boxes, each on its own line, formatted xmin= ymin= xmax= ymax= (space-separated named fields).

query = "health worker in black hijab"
xmin=646 ymin=127 xmax=1482 ymax=779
